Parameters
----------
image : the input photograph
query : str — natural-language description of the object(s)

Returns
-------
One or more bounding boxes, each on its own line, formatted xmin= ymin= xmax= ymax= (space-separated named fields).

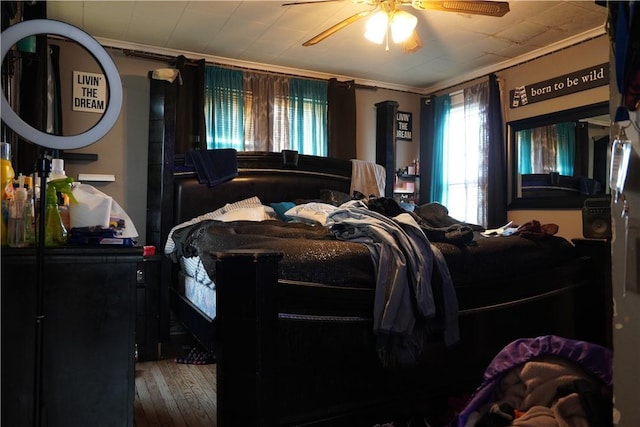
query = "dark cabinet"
xmin=1 ymin=246 xmax=142 ymax=427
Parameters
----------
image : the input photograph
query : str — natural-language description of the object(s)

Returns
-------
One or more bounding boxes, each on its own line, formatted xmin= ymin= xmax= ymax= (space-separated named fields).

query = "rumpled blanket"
xmin=368 ymin=199 xmax=484 ymax=246
xmin=328 ymin=203 xmax=459 ymax=367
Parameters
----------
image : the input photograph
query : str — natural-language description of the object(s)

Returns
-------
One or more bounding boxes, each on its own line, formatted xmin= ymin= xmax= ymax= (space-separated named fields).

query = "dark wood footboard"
xmin=214 ymin=250 xmax=283 ymax=427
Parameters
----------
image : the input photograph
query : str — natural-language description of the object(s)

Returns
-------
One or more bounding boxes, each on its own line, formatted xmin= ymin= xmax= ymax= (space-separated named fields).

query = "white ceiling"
xmin=46 ymin=0 xmax=609 ymax=92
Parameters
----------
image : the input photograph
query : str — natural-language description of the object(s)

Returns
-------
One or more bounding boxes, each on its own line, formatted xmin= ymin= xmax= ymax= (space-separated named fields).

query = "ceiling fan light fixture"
xmin=390 ymin=10 xmax=417 ymax=43
xmin=364 ymin=10 xmax=388 ymax=44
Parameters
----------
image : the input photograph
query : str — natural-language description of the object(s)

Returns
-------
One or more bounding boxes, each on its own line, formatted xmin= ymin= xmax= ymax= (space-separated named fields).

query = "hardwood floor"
xmin=134 ymin=357 xmax=217 ymax=427
xmin=132 ymin=330 xmax=447 ymax=427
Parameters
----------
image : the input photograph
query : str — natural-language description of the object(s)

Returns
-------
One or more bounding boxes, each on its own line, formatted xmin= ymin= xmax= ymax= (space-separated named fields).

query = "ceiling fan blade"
xmin=302 ymin=10 xmax=372 ymax=46
xmin=412 ymin=1 xmax=510 ymax=17
xmin=282 ymin=0 xmax=338 ymax=6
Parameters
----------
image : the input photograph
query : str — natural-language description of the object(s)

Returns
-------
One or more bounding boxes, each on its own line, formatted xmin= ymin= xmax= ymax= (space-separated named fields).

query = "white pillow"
xmin=214 ymin=206 xmax=271 ymax=222
xmin=284 ymin=202 xmax=338 ymax=226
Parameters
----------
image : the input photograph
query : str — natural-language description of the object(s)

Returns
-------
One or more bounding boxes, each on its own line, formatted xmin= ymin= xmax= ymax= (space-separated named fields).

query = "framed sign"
xmin=73 ymin=70 xmax=107 ymax=113
xmin=396 ymin=111 xmax=412 ymax=141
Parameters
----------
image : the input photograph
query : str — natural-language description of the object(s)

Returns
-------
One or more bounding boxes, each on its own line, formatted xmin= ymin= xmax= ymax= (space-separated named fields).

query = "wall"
xmin=498 ymin=36 xmax=609 ymax=123
xmin=496 ymin=35 xmax=610 ymax=240
xmin=47 ymin=40 xmax=157 ymax=244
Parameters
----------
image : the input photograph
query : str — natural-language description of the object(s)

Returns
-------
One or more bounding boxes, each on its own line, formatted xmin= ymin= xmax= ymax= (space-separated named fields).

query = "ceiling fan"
xmin=283 ymin=0 xmax=510 ymax=53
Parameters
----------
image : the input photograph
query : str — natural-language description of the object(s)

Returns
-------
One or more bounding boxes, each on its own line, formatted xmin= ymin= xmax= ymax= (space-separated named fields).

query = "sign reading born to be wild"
xmin=510 ymin=63 xmax=609 ymax=108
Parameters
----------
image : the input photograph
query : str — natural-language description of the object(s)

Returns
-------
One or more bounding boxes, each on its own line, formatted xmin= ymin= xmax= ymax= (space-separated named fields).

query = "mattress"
xmin=182 ymin=272 xmax=216 ymax=320
xmin=180 ymin=256 xmax=216 ymax=319
xmin=180 ymin=255 xmax=213 ymax=287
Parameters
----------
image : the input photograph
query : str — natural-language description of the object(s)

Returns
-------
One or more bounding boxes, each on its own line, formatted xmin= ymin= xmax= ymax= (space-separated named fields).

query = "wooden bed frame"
xmin=147 ymin=151 xmax=608 ymax=426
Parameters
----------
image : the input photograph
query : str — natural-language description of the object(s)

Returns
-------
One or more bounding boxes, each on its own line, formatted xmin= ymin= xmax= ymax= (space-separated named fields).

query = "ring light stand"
xmin=0 ymin=19 xmax=123 ymax=427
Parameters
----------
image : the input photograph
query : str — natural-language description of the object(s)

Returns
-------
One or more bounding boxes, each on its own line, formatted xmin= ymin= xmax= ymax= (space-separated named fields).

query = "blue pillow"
xmin=270 ymin=202 xmax=296 ymax=222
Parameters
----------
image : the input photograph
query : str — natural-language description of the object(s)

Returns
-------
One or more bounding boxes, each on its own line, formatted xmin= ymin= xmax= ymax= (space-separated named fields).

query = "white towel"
xmin=151 ymin=68 xmax=183 ymax=84
xmin=349 ymin=159 xmax=386 ymax=198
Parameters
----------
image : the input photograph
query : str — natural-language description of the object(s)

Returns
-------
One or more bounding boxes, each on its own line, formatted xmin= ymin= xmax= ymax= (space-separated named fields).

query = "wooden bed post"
xmin=214 ymin=249 xmax=283 ymax=427
xmin=375 ymin=100 xmax=398 ymax=198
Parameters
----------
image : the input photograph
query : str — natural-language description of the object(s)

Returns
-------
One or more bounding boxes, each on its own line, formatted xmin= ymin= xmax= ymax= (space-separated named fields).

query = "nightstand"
xmin=136 ymin=254 xmax=161 ymax=361
xmin=572 ymin=238 xmax=612 ymax=349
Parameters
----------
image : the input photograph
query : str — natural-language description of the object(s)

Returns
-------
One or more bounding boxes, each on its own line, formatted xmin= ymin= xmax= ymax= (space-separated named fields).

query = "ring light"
xmin=0 ymin=19 xmax=122 ymax=150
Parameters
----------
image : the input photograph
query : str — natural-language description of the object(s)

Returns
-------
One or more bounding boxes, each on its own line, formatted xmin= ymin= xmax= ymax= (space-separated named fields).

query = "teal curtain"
xmin=556 ymin=122 xmax=575 ymax=175
xmin=517 ymin=128 xmax=533 ymax=174
xmin=204 ymin=66 xmax=215 ymax=148
xmin=430 ymin=94 xmax=450 ymax=203
xmin=205 ymin=66 xmax=244 ymax=149
xmin=289 ymin=78 xmax=328 ymax=156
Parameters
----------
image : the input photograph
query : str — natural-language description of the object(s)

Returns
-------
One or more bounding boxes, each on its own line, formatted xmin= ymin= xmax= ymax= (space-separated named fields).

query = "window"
xmin=204 ymin=66 xmax=327 ymax=156
xmin=433 ymin=81 xmax=490 ymax=226
xmin=443 ymin=92 xmax=483 ymax=225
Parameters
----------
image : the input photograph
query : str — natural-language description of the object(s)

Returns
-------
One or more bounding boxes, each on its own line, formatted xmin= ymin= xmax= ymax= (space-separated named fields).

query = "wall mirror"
xmin=508 ymin=101 xmax=610 ymax=208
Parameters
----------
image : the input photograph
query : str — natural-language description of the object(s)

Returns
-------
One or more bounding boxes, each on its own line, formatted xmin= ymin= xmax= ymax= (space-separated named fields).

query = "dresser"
xmin=1 ymin=246 xmax=142 ymax=427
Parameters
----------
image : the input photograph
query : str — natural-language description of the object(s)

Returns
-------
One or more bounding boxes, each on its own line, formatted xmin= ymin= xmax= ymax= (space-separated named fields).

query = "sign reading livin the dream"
xmin=510 ymin=63 xmax=609 ymax=109
xmin=396 ymin=111 xmax=412 ymax=141
xmin=72 ymin=71 xmax=107 ymax=113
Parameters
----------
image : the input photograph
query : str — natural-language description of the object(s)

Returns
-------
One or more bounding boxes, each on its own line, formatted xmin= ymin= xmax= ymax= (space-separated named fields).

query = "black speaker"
xmin=582 ymin=197 xmax=611 ymax=239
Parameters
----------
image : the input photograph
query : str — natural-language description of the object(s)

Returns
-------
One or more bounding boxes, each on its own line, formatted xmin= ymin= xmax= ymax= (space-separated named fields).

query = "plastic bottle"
xmin=49 ymin=158 xmax=66 ymax=181
xmin=1 ymin=142 xmax=15 ymax=246
xmin=7 ymin=175 xmax=29 ymax=247
xmin=25 ymin=181 xmax=35 ymax=245
xmin=609 ymin=136 xmax=631 ymax=203
xmin=42 ymin=176 xmax=77 ymax=247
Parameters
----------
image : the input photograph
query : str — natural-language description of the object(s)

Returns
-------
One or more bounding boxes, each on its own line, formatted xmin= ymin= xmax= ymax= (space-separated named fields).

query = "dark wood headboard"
xmin=173 ymin=151 xmax=353 ymax=224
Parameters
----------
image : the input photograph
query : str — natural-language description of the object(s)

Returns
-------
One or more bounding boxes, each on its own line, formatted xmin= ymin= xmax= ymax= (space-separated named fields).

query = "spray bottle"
xmin=43 ymin=176 xmax=76 ymax=246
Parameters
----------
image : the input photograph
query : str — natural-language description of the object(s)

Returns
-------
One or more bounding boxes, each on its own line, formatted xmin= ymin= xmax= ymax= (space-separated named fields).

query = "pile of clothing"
xmin=456 ymin=335 xmax=612 ymax=427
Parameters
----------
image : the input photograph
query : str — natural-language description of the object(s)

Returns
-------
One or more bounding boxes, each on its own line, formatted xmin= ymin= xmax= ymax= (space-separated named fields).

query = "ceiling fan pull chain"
xmin=385 ymin=28 xmax=390 ymax=51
